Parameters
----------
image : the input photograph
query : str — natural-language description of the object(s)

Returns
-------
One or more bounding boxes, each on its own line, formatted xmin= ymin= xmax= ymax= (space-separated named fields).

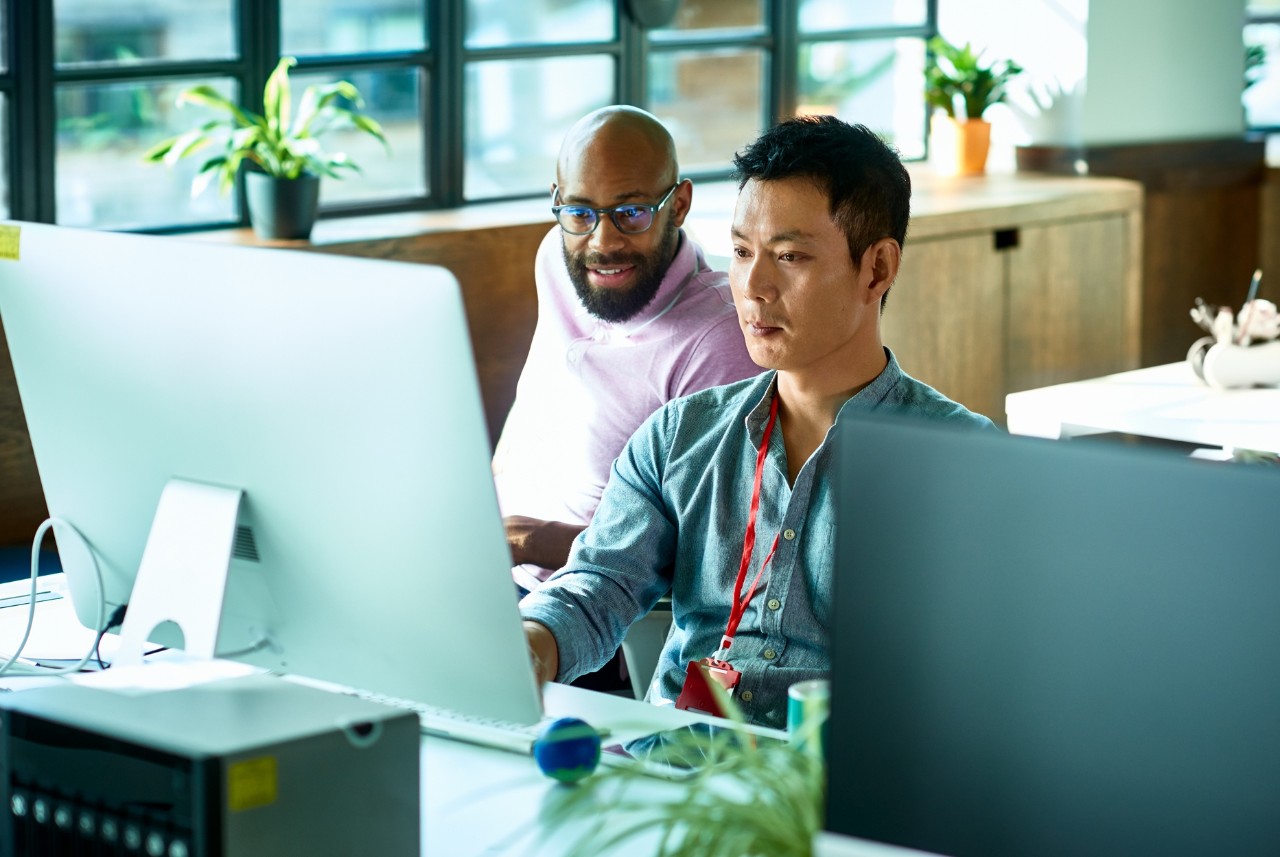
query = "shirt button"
xmin=739 ymin=690 xmax=753 ymax=702
xmin=783 ymin=528 xmax=796 ymax=540
xmin=763 ymin=648 xmax=776 ymax=660
xmin=767 ymin=598 xmax=781 ymax=611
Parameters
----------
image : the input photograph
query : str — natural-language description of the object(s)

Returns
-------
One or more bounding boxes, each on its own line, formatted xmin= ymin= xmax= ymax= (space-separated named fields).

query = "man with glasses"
xmin=492 ymin=105 xmax=759 ymax=598
xmin=520 ymin=116 xmax=994 ymax=727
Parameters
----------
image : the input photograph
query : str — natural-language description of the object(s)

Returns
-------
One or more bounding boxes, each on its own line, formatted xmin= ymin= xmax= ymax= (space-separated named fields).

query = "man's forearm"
xmin=523 ymin=619 xmax=560 ymax=684
xmin=504 ymin=516 xmax=586 ymax=569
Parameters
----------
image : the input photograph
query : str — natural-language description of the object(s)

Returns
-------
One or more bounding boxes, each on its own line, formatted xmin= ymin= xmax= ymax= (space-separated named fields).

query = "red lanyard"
xmin=719 ymin=393 xmax=781 ymax=657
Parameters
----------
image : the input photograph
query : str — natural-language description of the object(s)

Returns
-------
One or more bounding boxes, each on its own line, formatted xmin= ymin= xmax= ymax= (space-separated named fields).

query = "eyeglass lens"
xmin=557 ymin=204 xmax=655 ymax=235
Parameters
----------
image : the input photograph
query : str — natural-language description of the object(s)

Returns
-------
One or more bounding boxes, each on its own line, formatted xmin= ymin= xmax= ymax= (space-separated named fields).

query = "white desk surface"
xmin=1005 ymin=362 xmax=1280 ymax=454
xmin=0 ymin=574 xmax=911 ymax=857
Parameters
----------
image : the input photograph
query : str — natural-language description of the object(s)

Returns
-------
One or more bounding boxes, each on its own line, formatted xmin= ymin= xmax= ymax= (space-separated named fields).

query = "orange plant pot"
xmin=931 ymin=117 xmax=992 ymax=176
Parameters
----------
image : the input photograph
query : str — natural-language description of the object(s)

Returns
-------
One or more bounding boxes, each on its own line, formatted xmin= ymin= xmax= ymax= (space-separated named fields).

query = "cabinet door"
xmin=883 ymin=232 xmax=1006 ymax=422
xmin=1006 ymin=215 xmax=1134 ymax=394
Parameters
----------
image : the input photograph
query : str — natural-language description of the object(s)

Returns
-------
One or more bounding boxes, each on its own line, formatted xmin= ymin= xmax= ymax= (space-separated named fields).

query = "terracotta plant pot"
xmin=931 ymin=117 xmax=992 ymax=177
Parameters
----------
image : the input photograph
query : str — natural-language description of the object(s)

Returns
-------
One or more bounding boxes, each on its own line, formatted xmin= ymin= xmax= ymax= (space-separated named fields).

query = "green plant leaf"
xmin=140 ymin=135 xmax=177 ymax=163
xmin=146 ymin=53 xmax=388 ymax=197
xmin=161 ymin=128 xmax=215 ymax=168
xmin=263 ymin=56 xmax=297 ymax=138
xmin=176 ymin=86 xmax=259 ymax=129
xmin=925 ymin=34 xmax=1021 ymax=119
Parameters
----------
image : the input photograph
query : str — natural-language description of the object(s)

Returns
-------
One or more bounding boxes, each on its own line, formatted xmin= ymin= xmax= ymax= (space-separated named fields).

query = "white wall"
xmin=938 ymin=0 xmax=1247 ymax=147
xmin=1083 ymin=0 xmax=1245 ymax=144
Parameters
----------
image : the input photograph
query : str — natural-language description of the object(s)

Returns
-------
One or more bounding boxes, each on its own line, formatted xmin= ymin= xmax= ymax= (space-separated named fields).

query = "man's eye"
xmin=615 ymin=206 xmax=647 ymax=220
xmin=563 ymin=207 xmax=594 ymax=219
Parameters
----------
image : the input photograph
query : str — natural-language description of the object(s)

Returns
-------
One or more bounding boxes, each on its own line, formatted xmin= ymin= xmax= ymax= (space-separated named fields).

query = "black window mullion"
xmin=619 ymin=11 xmax=646 ymax=108
xmin=431 ymin=0 xmax=463 ymax=207
xmin=768 ymin=0 xmax=796 ymax=128
xmin=11 ymin=0 xmax=55 ymax=222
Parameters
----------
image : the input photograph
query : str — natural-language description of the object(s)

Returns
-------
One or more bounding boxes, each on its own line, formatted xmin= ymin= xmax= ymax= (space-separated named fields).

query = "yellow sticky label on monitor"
xmin=227 ymin=756 xmax=278 ymax=812
xmin=0 ymin=225 xmax=20 ymax=261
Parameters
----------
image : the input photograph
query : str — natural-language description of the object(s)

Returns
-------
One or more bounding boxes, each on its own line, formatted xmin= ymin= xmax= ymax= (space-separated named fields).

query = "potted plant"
xmin=143 ymin=56 xmax=388 ymax=240
xmin=533 ymin=691 xmax=825 ymax=857
xmin=925 ymin=35 xmax=1023 ymax=176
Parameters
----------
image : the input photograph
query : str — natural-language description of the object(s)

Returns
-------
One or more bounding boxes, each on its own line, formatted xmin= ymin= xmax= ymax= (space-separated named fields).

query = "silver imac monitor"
xmin=826 ymin=413 xmax=1280 ymax=857
xmin=0 ymin=221 xmax=541 ymax=726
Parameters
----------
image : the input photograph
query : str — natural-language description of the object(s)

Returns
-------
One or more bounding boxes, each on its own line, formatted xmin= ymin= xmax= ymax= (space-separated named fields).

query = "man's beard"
xmin=563 ymin=219 xmax=679 ymax=323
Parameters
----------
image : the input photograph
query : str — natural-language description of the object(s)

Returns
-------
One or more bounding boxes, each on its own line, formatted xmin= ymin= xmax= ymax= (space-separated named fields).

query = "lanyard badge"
xmin=675 ymin=394 xmax=781 ymax=718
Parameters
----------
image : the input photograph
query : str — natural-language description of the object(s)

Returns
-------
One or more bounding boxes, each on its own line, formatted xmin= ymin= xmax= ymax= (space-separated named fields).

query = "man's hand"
xmin=523 ymin=620 xmax=560 ymax=685
xmin=504 ymin=516 xmax=585 ymax=570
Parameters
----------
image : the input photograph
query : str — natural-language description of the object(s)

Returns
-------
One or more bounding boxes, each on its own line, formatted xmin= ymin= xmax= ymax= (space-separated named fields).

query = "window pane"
xmin=56 ymin=79 xmax=237 ymax=229
xmin=0 ymin=94 xmax=8 ymax=218
xmin=465 ymin=0 xmax=614 ymax=48
xmin=1 ymin=2 xmax=7 ymax=72
xmin=292 ymin=68 xmax=426 ymax=204
xmin=649 ymin=0 xmax=764 ymax=39
xmin=797 ymin=38 xmax=927 ymax=160
xmin=54 ymin=0 xmax=234 ymax=67
xmin=1247 ymin=0 xmax=1280 ymax=14
xmin=283 ymin=0 xmax=425 ymax=56
xmin=649 ymin=48 xmax=763 ymax=174
xmin=799 ymin=0 xmax=927 ymax=33
xmin=1245 ymin=23 xmax=1280 ymax=128
xmin=465 ymin=56 xmax=614 ymax=200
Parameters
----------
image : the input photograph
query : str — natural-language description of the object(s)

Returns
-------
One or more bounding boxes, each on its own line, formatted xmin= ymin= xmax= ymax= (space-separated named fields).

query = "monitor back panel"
xmin=0 ymin=222 xmax=541 ymax=726
xmin=828 ymin=415 xmax=1280 ymax=857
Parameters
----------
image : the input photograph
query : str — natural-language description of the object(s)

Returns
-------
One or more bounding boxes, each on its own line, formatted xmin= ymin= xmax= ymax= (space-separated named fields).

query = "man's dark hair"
xmin=731 ymin=115 xmax=911 ymax=267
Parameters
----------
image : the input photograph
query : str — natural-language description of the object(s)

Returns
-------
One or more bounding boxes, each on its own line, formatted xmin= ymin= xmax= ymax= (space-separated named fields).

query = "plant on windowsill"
xmin=534 ymin=691 xmax=825 ymax=857
xmin=925 ymin=35 xmax=1023 ymax=176
xmin=143 ymin=56 xmax=388 ymax=241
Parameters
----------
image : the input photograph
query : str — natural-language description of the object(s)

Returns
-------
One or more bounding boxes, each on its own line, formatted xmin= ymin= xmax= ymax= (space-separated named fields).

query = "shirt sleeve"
xmin=518 ymin=405 xmax=678 ymax=682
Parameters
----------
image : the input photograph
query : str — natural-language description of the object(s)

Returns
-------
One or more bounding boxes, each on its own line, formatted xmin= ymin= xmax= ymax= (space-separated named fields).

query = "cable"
xmin=0 ymin=517 xmax=107 ymax=679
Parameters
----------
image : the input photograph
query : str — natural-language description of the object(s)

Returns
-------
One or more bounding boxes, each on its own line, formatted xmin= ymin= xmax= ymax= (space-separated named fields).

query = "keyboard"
xmin=353 ymin=689 xmax=552 ymax=755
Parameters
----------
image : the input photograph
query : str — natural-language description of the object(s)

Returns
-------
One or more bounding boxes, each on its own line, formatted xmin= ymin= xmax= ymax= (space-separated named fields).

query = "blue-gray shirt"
xmin=519 ymin=349 xmax=995 ymax=729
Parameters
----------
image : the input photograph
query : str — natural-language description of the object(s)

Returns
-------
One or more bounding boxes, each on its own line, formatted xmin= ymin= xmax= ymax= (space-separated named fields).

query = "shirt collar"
xmin=834 ymin=347 xmax=905 ymax=423
xmin=742 ymin=349 xmax=906 ymax=440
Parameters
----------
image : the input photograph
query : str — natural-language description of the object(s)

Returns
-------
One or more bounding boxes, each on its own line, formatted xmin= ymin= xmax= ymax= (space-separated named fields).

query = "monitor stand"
xmin=114 ymin=479 xmax=243 ymax=666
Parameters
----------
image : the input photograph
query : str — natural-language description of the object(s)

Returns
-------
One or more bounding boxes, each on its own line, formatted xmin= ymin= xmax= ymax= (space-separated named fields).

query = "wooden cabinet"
xmin=883 ymin=174 xmax=1143 ymax=423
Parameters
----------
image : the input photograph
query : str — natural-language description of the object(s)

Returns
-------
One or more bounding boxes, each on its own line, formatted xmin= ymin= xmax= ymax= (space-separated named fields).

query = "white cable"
xmin=0 ymin=517 xmax=107 ymax=678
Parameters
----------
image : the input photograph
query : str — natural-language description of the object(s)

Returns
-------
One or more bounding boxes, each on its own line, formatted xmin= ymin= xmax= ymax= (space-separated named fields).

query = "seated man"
xmin=492 ymin=105 xmax=759 ymax=593
xmin=520 ymin=116 xmax=996 ymax=729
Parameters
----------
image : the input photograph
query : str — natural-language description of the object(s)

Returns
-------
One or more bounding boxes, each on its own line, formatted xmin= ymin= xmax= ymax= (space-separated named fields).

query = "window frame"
xmin=2 ymin=0 xmax=938 ymax=233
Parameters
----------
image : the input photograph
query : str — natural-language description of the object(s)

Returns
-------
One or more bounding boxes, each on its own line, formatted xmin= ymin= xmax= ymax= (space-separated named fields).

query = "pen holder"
xmin=1188 ymin=338 xmax=1280 ymax=390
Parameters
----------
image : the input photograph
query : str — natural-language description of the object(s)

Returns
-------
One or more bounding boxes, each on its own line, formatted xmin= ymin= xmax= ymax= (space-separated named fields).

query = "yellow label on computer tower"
xmin=227 ymin=755 xmax=278 ymax=812
xmin=0 ymin=225 xmax=19 ymax=261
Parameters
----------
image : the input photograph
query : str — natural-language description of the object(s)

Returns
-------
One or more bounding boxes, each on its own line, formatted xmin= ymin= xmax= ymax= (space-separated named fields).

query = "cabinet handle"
xmin=994 ymin=228 xmax=1020 ymax=250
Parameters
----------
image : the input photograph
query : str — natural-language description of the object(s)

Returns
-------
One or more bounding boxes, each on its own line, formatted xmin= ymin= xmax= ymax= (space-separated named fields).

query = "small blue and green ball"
xmin=532 ymin=717 xmax=602 ymax=784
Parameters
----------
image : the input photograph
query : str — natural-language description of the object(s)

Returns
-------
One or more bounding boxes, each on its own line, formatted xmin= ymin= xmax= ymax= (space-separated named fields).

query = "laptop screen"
xmin=826 ymin=413 xmax=1280 ymax=857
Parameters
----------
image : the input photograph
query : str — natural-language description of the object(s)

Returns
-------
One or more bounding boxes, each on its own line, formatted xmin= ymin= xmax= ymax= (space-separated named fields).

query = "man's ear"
xmin=669 ymin=178 xmax=693 ymax=228
xmin=859 ymin=238 xmax=901 ymax=305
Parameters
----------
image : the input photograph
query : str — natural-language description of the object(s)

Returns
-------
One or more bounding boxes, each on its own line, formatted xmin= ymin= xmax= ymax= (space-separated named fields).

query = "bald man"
xmin=492 ymin=106 xmax=760 ymax=594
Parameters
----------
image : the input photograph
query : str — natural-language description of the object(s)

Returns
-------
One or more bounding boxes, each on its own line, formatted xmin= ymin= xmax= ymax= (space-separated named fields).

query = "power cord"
xmin=0 ymin=517 xmax=108 ymax=678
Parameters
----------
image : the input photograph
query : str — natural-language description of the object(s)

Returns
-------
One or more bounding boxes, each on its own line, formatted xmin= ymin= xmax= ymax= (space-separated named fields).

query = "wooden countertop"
xmin=185 ymin=168 xmax=1144 ymax=254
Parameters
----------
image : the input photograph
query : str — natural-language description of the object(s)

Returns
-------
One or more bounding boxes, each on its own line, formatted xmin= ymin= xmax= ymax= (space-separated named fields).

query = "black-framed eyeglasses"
xmin=551 ymin=182 xmax=681 ymax=236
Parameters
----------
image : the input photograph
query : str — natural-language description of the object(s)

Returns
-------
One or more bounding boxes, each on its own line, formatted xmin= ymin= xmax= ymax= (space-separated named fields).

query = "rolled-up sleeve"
xmin=518 ymin=407 xmax=678 ymax=682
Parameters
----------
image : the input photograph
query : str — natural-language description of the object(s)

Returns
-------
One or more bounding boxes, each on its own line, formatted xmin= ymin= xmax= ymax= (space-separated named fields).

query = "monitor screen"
xmin=827 ymin=413 xmax=1280 ymax=857
xmin=0 ymin=221 xmax=540 ymax=725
